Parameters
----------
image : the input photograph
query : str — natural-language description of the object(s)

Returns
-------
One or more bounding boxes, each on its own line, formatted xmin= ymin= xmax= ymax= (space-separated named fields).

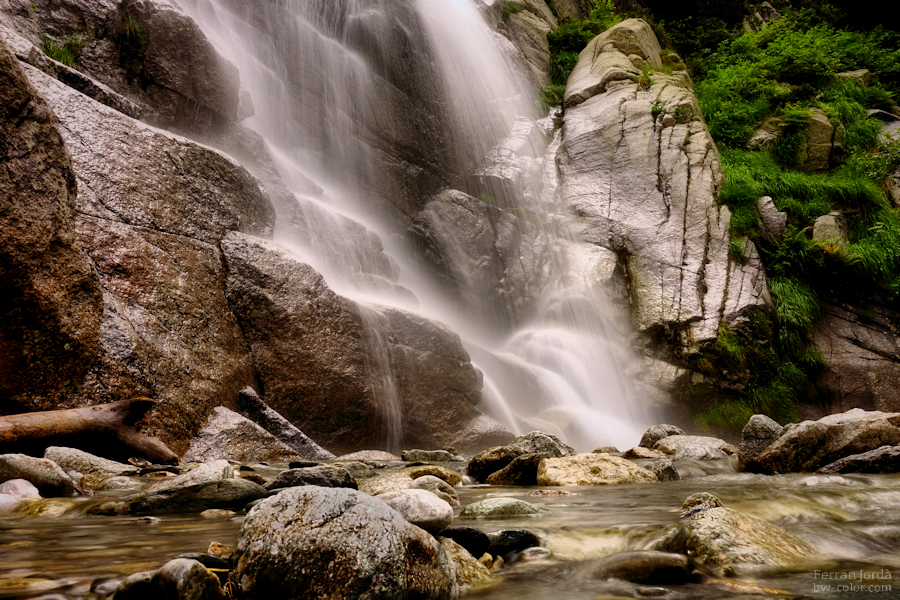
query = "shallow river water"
xmin=2 ymin=459 xmax=900 ymax=599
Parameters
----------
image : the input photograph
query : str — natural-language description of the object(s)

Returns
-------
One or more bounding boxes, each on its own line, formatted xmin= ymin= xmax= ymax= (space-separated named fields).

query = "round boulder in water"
xmin=233 ymin=487 xmax=456 ymax=599
xmin=486 ymin=529 xmax=540 ymax=557
xmin=461 ymin=497 xmax=550 ymax=517
xmin=440 ymin=526 xmax=490 ymax=559
xmin=639 ymin=424 xmax=685 ymax=449
xmin=377 ymin=488 xmax=454 ymax=533
xmin=410 ymin=475 xmax=460 ymax=508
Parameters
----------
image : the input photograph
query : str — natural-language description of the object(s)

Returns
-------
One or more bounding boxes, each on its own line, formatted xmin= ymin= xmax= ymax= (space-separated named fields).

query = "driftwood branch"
xmin=0 ymin=398 xmax=178 ymax=464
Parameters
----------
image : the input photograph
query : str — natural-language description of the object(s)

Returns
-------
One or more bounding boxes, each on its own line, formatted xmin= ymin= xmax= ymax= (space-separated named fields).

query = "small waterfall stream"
xmin=184 ymin=0 xmax=656 ymax=451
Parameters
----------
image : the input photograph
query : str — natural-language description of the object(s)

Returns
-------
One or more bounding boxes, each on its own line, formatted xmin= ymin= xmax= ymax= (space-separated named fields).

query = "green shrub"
xmin=538 ymin=84 xmax=566 ymax=112
xmin=549 ymin=51 xmax=579 ymax=86
xmin=42 ymin=34 xmax=85 ymax=68
xmin=502 ymin=2 xmax=523 ymax=21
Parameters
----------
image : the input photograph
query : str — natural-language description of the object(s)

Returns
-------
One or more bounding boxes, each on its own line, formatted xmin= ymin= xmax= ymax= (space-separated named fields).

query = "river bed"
xmin=2 ymin=459 xmax=900 ymax=599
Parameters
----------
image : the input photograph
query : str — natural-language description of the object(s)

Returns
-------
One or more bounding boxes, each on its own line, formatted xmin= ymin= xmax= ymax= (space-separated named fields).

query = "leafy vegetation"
xmin=646 ymin=3 xmax=900 ymax=430
xmin=120 ymin=15 xmax=147 ymax=76
xmin=42 ymin=34 xmax=86 ymax=68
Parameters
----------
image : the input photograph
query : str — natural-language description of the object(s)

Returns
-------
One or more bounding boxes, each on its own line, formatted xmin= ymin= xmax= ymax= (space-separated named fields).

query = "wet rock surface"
xmin=745 ymin=408 xmax=900 ymax=474
xmin=233 ymin=487 xmax=456 ymax=599
xmin=487 ymin=529 xmax=541 ymax=558
xmin=536 ymin=453 xmax=658 ymax=486
xmin=263 ymin=465 xmax=357 ymax=491
xmin=410 ymin=475 xmax=460 ymax=508
xmin=461 ymin=497 xmax=550 ymax=517
xmin=182 ymin=407 xmax=302 ymax=464
xmin=738 ymin=414 xmax=784 ymax=465
xmin=376 ymin=488 xmax=454 ymax=533
xmin=440 ymin=526 xmax=491 ymax=560
xmin=0 ymin=454 xmax=76 ymax=497
xmin=817 ymin=445 xmax=900 ymax=474
xmin=112 ymin=557 xmax=225 ymax=600
xmin=43 ymin=447 xmax=137 ymax=490
xmin=589 ymin=551 xmax=692 ymax=585
xmin=236 ymin=387 xmax=335 ymax=460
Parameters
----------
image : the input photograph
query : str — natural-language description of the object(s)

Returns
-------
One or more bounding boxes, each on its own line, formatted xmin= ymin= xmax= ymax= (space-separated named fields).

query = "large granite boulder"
xmin=505 ymin=6 xmax=555 ymax=88
xmin=536 ymin=453 xmax=658 ymax=486
xmin=744 ymin=409 xmax=900 ymax=474
xmin=376 ymin=489 xmax=454 ymax=533
xmin=557 ymin=19 xmax=770 ymax=357
xmin=21 ymin=64 xmax=274 ymax=453
xmin=0 ymin=35 xmax=102 ymax=410
xmin=467 ymin=431 xmax=574 ymax=483
xmin=233 ymin=487 xmax=457 ymax=599
xmin=817 ymin=445 xmax=900 ymax=474
xmin=220 ymin=231 xmax=483 ymax=454
xmin=182 ymin=407 xmax=302 ymax=463
xmin=685 ymin=506 xmax=815 ymax=571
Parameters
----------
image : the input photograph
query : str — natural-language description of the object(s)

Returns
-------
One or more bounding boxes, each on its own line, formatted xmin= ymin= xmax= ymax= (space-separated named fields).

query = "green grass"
xmin=538 ymin=84 xmax=566 ymax=112
xmin=42 ymin=34 xmax=86 ymax=68
xmin=120 ymin=15 xmax=147 ymax=76
xmin=502 ymin=2 xmax=523 ymax=21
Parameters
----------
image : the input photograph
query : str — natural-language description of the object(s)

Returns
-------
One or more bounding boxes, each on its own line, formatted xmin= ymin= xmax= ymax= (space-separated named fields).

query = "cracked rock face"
xmin=20 ymin=64 xmax=273 ymax=453
xmin=556 ymin=19 xmax=771 ymax=354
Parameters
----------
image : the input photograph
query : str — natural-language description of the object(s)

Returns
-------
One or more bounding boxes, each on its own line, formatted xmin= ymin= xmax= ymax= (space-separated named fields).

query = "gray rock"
xmin=402 ymin=450 xmax=456 ymax=462
xmin=486 ymin=529 xmax=541 ymax=557
xmin=645 ymin=524 xmax=689 ymax=554
xmin=112 ymin=558 xmax=225 ymax=600
xmin=485 ymin=453 xmax=551 ymax=486
xmin=654 ymin=436 xmax=737 ymax=456
xmin=336 ymin=450 xmax=400 ymax=462
xmin=334 ymin=461 xmax=377 ymax=480
xmin=461 ymin=497 xmax=550 ymax=517
xmin=507 ymin=9 xmax=554 ymax=88
xmin=537 ymin=453 xmax=658 ymax=485
xmin=681 ymin=492 xmax=723 ymax=516
xmin=0 ymin=35 xmax=102 ymax=411
xmin=263 ymin=465 xmax=357 ymax=491
xmin=799 ymin=108 xmax=845 ymax=171
xmin=236 ymin=387 xmax=334 ymax=460
xmin=646 ymin=459 xmax=680 ymax=482
xmin=685 ymin=507 xmax=815 ymax=570
xmin=43 ymin=447 xmax=137 ymax=490
xmin=756 ymin=196 xmax=787 ymax=243
xmin=639 ymin=425 xmax=686 ymax=449
xmin=148 ymin=460 xmax=234 ymax=495
xmin=0 ymin=454 xmax=76 ymax=497
xmin=124 ymin=477 xmax=267 ymax=515
xmin=837 ymin=69 xmax=873 ymax=87
xmin=817 ymin=445 xmax=900 ymax=474
xmin=593 ymin=446 xmax=619 ymax=454
xmin=673 ymin=446 xmax=729 ymax=461
xmin=509 ymin=431 xmax=575 ymax=456
xmin=589 ymin=551 xmax=692 ymax=585
xmin=0 ymin=479 xmax=40 ymax=499
xmin=409 ymin=475 xmax=460 ymax=508
xmin=450 ymin=415 xmax=516 ymax=455
xmin=814 ymin=303 xmax=900 ymax=414
xmin=21 ymin=64 xmax=273 ymax=455
xmin=558 ymin=19 xmax=771 ymax=359
xmin=376 ymin=488 xmax=454 ymax=533
xmin=812 ymin=211 xmax=849 ymax=245
xmin=221 ymin=231 xmax=483 ymax=454
xmin=183 ymin=407 xmax=302 ymax=464
xmin=745 ymin=408 xmax=900 ymax=474
xmin=233 ymin=487 xmax=456 ymax=599
xmin=739 ymin=414 xmax=784 ymax=465
xmin=96 ymin=476 xmax=143 ymax=492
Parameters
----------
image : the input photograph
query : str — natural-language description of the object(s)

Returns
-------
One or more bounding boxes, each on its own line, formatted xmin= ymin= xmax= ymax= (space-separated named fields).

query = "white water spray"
xmin=184 ymin=0 xmax=657 ymax=451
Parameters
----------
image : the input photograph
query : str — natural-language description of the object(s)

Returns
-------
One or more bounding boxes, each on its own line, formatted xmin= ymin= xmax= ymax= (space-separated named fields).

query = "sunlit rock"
xmin=536 ymin=453 xmax=658 ymax=486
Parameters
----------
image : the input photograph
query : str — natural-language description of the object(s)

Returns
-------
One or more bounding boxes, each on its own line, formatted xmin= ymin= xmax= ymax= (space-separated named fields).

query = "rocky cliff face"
xmin=0 ymin=0 xmax=489 ymax=455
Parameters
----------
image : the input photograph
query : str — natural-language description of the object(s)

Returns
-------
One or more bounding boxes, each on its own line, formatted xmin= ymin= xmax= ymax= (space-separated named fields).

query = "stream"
xmin=2 ymin=459 xmax=899 ymax=599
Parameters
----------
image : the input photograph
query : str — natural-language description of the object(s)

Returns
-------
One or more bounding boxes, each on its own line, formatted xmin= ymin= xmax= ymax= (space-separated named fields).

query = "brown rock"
xmin=467 ymin=446 xmax=527 ymax=483
xmin=485 ymin=453 xmax=551 ymax=486
xmin=536 ymin=453 xmax=658 ymax=485
xmin=623 ymin=447 xmax=666 ymax=459
xmin=221 ymin=232 xmax=483 ymax=454
xmin=745 ymin=409 xmax=900 ymax=474
xmin=0 ymin=35 xmax=102 ymax=410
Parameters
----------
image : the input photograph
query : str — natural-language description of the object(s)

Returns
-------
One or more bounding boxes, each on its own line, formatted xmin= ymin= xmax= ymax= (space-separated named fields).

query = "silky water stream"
xmin=2 ymin=1 xmax=899 ymax=599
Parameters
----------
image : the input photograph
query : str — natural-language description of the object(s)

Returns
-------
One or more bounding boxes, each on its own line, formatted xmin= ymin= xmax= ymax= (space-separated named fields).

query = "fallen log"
xmin=0 ymin=398 xmax=178 ymax=464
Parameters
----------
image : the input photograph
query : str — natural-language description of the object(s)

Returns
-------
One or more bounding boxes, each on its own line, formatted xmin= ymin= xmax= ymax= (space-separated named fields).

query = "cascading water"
xmin=183 ymin=0 xmax=658 ymax=451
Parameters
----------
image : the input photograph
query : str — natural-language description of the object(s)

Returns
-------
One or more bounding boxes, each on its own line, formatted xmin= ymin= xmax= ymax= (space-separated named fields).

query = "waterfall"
xmin=183 ymin=0 xmax=657 ymax=451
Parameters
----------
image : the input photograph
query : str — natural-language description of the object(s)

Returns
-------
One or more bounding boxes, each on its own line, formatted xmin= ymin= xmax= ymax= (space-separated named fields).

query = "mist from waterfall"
xmin=184 ymin=0 xmax=658 ymax=451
